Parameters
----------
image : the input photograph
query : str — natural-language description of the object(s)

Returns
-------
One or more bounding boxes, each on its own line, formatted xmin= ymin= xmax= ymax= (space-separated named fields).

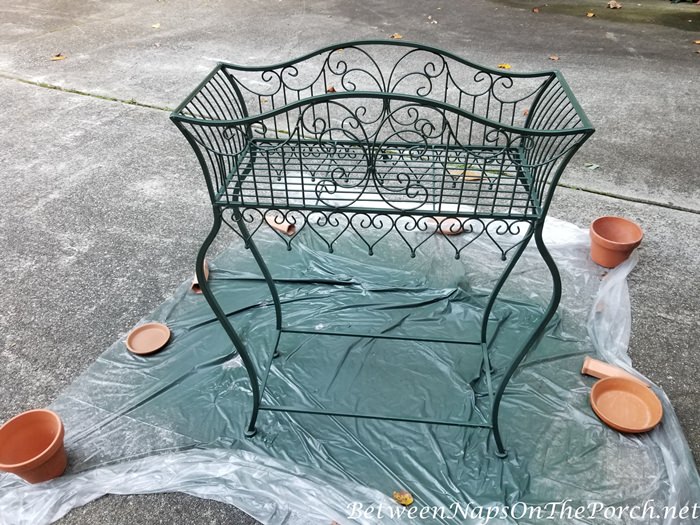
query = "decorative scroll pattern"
xmin=217 ymin=45 xmax=553 ymax=136
xmin=222 ymin=207 xmax=533 ymax=261
xmin=173 ymin=42 xmax=593 ymax=256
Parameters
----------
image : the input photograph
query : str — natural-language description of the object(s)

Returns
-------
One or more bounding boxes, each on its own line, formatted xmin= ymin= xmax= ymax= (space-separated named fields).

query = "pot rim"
xmin=590 ymin=216 xmax=644 ymax=249
xmin=0 ymin=409 xmax=64 ymax=471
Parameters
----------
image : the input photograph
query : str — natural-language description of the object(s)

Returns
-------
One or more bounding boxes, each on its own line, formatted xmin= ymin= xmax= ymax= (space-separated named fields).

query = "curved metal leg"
xmin=491 ymin=221 xmax=562 ymax=457
xmin=197 ymin=209 xmax=260 ymax=437
xmin=480 ymin=225 xmax=535 ymax=346
xmin=233 ymin=209 xmax=283 ymax=331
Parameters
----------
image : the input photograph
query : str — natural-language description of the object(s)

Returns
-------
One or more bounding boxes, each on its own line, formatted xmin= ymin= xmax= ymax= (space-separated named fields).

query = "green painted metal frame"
xmin=172 ymin=40 xmax=594 ymax=456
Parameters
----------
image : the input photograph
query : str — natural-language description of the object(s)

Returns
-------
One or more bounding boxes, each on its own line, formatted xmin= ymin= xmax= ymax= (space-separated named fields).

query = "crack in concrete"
xmin=0 ymin=72 xmax=173 ymax=112
xmin=2 ymin=71 xmax=698 ymax=216
xmin=558 ymin=183 xmax=699 ymax=215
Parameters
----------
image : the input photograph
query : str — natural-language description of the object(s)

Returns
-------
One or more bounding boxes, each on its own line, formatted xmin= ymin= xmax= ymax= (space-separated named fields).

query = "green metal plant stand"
xmin=171 ymin=40 xmax=594 ymax=456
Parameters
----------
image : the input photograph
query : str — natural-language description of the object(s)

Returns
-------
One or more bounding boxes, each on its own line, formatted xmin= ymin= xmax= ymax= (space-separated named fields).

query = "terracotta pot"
xmin=191 ymin=259 xmax=209 ymax=294
xmin=589 ymin=216 xmax=643 ymax=268
xmin=581 ymin=356 xmax=649 ymax=387
xmin=434 ymin=216 xmax=464 ymax=236
xmin=0 ymin=409 xmax=67 ymax=484
xmin=265 ymin=215 xmax=296 ymax=236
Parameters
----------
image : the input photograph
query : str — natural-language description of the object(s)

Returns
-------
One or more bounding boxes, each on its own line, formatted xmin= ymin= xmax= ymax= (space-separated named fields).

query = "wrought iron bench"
xmin=171 ymin=40 xmax=594 ymax=456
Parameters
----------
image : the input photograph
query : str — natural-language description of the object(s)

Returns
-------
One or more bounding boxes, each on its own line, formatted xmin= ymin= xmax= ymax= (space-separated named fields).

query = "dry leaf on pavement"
xmin=326 ymin=86 xmax=336 ymax=93
xmin=50 ymin=53 xmax=66 ymax=61
xmin=586 ymin=11 xmax=596 ymax=17
xmin=549 ymin=55 xmax=560 ymax=61
xmin=151 ymin=22 xmax=161 ymax=29
xmin=497 ymin=63 xmax=512 ymax=69
xmin=392 ymin=490 xmax=414 ymax=506
xmin=607 ymin=0 xmax=622 ymax=8
xmin=390 ymin=33 xmax=403 ymax=39
xmin=532 ymin=7 xmax=540 ymax=13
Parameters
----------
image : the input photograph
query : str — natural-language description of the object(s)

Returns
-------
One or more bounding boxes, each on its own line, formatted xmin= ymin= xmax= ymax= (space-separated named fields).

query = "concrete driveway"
xmin=0 ymin=0 xmax=698 ymax=523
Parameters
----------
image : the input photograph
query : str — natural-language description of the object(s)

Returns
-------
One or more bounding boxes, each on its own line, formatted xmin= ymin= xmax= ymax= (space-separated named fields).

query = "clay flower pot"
xmin=191 ymin=259 xmax=209 ymax=294
xmin=589 ymin=216 xmax=643 ymax=268
xmin=265 ymin=215 xmax=296 ymax=236
xmin=434 ymin=216 xmax=464 ymax=236
xmin=0 ymin=409 xmax=67 ymax=484
xmin=581 ymin=356 xmax=648 ymax=387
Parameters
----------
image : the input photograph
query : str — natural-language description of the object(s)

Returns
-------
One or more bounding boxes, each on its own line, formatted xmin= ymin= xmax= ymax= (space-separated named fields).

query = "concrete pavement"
xmin=0 ymin=0 xmax=698 ymax=523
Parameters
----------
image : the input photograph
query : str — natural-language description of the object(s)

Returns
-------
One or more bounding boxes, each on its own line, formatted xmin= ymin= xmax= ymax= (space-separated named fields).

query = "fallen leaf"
xmin=586 ymin=11 xmax=596 ymax=17
xmin=326 ymin=86 xmax=336 ymax=93
xmin=549 ymin=55 xmax=560 ymax=61
xmin=584 ymin=163 xmax=600 ymax=170
xmin=497 ymin=63 xmax=512 ymax=69
xmin=607 ymin=0 xmax=622 ymax=9
xmin=50 ymin=53 xmax=66 ymax=61
xmin=390 ymin=33 xmax=403 ymax=39
xmin=532 ymin=7 xmax=540 ymax=13
xmin=392 ymin=490 xmax=414 ymax=506
xmin=151 ymin=22 xmax=161 ymax=29
xmin=523 ymin=108 xmax=529 ymax=116
xmin=694 ymin=40 xmax=700 ymax=45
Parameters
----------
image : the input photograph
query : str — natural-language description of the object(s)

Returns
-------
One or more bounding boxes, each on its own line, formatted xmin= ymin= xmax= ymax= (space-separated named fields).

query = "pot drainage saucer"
xmin=126 ymin=322 xmax=171 ymax=355
xmin=590 ymin=377 xmax=662 ymax=433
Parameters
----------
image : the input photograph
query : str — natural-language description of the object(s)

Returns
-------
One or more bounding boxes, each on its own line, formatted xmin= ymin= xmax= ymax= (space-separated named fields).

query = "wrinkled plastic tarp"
xmin=1 ymin=217 xmax=699 ymax=525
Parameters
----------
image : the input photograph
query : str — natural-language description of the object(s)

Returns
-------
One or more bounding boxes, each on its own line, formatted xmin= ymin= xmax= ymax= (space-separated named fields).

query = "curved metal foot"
xmin=490 ymin=221 xmax=562 ymax=456
xmin=492 ymin=417 xmax=508 ymax=457
xmin=245 ymin=427 xmax=257 ymax=438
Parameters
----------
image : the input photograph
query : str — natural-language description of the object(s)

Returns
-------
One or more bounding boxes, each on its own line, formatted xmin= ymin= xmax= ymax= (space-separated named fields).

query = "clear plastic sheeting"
xmin=1 ymin=217 xmax=699 ymax=525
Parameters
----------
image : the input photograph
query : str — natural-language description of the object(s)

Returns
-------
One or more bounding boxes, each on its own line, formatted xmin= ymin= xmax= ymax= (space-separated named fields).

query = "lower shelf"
xmin=251 ymin=322 xmax=502 ymax=431
xmin=259 ymin=403 xmax=493 ymax=429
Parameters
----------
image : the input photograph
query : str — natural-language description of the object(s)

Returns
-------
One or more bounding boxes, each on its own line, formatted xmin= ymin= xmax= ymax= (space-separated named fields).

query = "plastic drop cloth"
xmin=1 ymin=217 xmax=699 ymax=525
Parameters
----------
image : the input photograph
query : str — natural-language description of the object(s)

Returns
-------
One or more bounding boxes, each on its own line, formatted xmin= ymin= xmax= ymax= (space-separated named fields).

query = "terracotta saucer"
xmin=590 ymin=377 xmax=662 ymax=433
xmin=126 ymin=322 xmax=171 ymax=355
